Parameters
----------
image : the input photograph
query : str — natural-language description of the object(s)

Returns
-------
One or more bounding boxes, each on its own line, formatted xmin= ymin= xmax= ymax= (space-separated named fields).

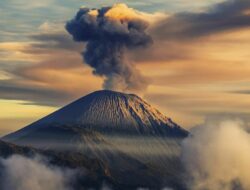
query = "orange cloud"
xmin=1 ymin=3 xmax=250 ymax=132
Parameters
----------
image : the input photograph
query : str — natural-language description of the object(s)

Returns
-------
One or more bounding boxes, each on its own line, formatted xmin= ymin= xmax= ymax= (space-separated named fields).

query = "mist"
xmin=181 ymin=119 xmax=250 ymax=190
xmin=0 ymin=155 xmax=75 ymax=190
xmin=2 ymin=120 xmax=250 ymax=190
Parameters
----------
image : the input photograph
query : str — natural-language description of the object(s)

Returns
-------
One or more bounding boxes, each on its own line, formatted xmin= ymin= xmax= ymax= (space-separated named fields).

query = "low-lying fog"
xmin=1 ymin=119 xmax=249 ymax=190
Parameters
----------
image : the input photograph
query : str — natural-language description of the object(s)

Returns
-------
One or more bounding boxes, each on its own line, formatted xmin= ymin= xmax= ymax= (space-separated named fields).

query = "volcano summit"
xmin=3 ymin=90 xmax=188 ymax=144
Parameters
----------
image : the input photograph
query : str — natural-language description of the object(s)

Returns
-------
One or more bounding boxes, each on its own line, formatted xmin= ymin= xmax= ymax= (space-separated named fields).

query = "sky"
xmin=1 ymin=0 xmax=250 ymax=136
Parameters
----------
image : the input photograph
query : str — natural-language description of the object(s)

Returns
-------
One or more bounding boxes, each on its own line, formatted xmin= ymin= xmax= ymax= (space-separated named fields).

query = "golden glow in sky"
xmin=1 ymin=0 xmax=250 ymax=136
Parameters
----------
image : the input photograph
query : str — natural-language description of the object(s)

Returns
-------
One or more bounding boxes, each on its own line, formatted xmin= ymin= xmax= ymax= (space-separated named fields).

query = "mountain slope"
xmin=1 ymin=90 xmax=189 ymax=189
xmin=0 ymin=139 xmax=187 ymax=190
xmin=3 ymin=90 xmax=188 ymax=143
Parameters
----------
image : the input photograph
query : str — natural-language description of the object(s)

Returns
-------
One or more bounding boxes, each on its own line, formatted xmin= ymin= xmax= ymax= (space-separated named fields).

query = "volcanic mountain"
xmin=1 ymin=90 xmax=189 ymax=189
xmin=3 ymin=90 xmax=188 ymax=145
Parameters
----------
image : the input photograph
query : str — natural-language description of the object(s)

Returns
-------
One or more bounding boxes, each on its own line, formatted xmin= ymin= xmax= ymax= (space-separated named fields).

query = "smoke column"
xmin=66 ymin=3 xmax=152 ymax=93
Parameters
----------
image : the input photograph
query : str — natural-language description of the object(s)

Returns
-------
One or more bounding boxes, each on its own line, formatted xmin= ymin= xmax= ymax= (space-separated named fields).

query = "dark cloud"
xmin=0 ymin=82 xmax=72 ymax=106
xmin=152 ymin=0 xmax=250 ymax=40
xmin=129 ymin=42 xmax=192 ymax=63
xmin=29 ymin=32 xmax=83 ymax=51
xmin=66 ymin=4 xmax=153 ymax=93
xmin=230 ymin=90 xmax=250 ymax=95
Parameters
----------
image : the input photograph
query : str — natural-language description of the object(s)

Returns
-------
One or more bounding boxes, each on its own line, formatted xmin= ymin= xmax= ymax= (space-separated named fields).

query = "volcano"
xmin=1 ymin=90 xmax=189 ymax=189
xmin=3 ymin=90 xmax=187 ymax=144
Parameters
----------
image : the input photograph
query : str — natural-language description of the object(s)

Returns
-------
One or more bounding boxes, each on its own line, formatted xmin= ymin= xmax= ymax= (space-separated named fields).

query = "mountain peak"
xmin=76 ymin=90 xmax=144 ymax=105
xmin=3 ymin=90 xmax=188 ymax=142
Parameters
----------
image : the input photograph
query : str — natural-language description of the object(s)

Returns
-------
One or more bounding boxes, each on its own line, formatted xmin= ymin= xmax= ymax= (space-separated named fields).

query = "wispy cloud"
xmin=152 ymin=0 xmax=250 ymax=40
xmin=0 ymin=23 xmax=102 ymax=106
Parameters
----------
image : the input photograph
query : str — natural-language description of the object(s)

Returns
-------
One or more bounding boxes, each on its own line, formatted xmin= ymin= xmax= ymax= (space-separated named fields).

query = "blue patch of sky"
xmin=0 ymin=0 xmax=224 ymax=42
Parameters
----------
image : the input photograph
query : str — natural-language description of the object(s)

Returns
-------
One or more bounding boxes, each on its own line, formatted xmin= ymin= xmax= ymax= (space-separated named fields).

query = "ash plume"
xmin=66 ymin=3 xmax=152 ymax=93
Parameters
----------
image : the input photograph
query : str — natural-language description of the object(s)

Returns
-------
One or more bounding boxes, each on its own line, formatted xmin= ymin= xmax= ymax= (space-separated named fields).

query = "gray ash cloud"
xmin=66 ymin=4 xmax=152 ymax=93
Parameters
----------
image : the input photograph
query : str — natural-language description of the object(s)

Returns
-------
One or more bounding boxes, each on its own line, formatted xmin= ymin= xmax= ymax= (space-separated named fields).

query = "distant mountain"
xmin=3 ymin=90 xmax=187 ymax=144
